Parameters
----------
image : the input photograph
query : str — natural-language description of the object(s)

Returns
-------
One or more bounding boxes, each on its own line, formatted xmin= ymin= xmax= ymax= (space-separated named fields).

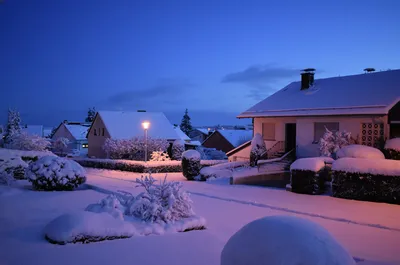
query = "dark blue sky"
xmin=1 ymin=0 xmax=399 ymax=127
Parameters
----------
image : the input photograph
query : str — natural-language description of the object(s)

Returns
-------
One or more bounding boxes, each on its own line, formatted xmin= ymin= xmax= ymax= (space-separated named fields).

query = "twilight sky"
xmin=1 ymin=0 xmax=399 ymax=127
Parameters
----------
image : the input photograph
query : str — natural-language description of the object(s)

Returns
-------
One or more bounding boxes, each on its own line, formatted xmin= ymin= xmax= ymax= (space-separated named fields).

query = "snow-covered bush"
xmin=150 ymin=151 xmax=171 ymax=162
xmin=171 ymin=139 xmax=185 ymax=160
xmin=181 ymin=150 xmax=201 ymax=180
xmin=221 ymin=215 xmax=355 ymax=265
xmin=336 ymin=144 xmax=385 ymax=159
xmin=319 ymin=128 xmax=351 ymax=157
xmin=250 ymin=133 xmax=267 ymax=167
xmin=290 ymin=157 xmax=334 ymax=195
xmin=195 ymin=146 xmax=227 ymax=160
xmin=0 ymin=157 xmax=28 ymax=181
xmin=332 ymin=158 xmax=400 ymax=204
xmin=384 ymin=138 xmax=400 ymax=160
xmin=27 ymin=156 xmax=86 ymax=191
xmin=9 ymin=132 xmax=51 ymax=152
xmin=44 ymin=211 xmax=136 ymax=244
xmin=126 ymin=175 xmax=195 ymax=223
xmin=103 ymin=137 xmax=169 ymax=160
xmin=52 ymin=137 xmax=70 ymax=156
xmin=86 ymin=194 xmax=125 ymax=220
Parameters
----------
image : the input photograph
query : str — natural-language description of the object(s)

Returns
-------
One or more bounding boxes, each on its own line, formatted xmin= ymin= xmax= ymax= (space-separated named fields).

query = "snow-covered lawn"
xmin=1 ymin=168 xmax=400 ymax=265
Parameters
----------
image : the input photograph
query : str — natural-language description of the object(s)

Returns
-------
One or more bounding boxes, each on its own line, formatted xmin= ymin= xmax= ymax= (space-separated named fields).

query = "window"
xmin=102 ymin=128 xmax=105 ymax=136
xmin=94 ymin=129 xmax=97 ymax=136
xmin=314 ymin=122 xmax=339 ymax=142
xmin=262 ymin=123 xmax=275 ymax=141
xmin=82 ymin=143 xmax=88 ymax=148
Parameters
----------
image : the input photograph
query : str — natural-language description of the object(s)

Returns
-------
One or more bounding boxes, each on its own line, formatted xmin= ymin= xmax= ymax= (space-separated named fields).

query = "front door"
xmin=285 ymin=123 xmax=296 ymax=152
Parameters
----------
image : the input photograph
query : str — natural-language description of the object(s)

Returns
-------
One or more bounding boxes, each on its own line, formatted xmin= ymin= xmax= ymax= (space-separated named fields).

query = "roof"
xmin=65 ymin=124 xmax=90 ymax=141
xmin=174 ymin=127 xmax=191 ymax=141
xmin=226 ymin=140 xmax=251 ymax=156
xmin=197 ymin=128 xmax=210 ymax=135
xmin=217 ymin=129 xmax=253 ymax=147
xmin=238 ymin=69 xmax=400 ymax=118
xmin=21 ymin=125 xmax=43 ymax=136
xmin=98 ymin=111 xmax=180 ymax=140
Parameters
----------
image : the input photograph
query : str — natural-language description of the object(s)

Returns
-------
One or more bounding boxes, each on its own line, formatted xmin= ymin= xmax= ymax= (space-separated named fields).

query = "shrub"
xmin=9 ymin=132 xmax=51 ymax=151
xmin=384 ymin=138 xmax=400 ymax=160
xmin=181 ymin=150 xmax=201 ymax=180
xmin=332 ymin=158 xmax=400 ymax=204
xmin=171 ymin=139 xmax=185 ymax=160
xmin=150 ymin=151 xmax=171 ymax=162
xmin=27 ymin=156 xmax=86 ymax=191
xmin=250 ymin=133 xmax=266 ymax=167
xmin=0 ymin=157 xmax=28 ymax=180
xmin=319 ymin=128 xmax=351 ymax=157
xmin=52 ymin=137 xmax=70 ymax=156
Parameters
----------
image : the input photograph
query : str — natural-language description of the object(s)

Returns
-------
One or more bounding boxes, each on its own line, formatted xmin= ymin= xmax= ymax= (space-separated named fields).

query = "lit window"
xmin=82 ymin=143 xmax=88 ymax=148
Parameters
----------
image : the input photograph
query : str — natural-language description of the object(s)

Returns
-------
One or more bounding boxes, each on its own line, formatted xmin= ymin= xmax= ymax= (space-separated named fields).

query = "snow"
xmin=98 ymin=111 xmax=180 ymax=140
xmin=385 ymin=138 xmax=400 ymax=151
xmin=290 ymin=157 xmax=334 ymax=172
xmin=65 ymin=124 xmax=90 ymax=141
xmin=187 ymin=140 xmax=202 ymax=146
xmin=332 ymin=158 xmax=400 ymax=176
xmin=0 ymin=148 xmax=55 ymax=160
xmin=44 ymin=211 xmax=137 ymax=244
xmin=174 ymin=127 xmax=191 ymax=141
xmin=336 ymin=145 xmax=385 ymax=159
xmin=238 ymin=69 xmax=400 ymax=118
xmin=218 ymin=129 xmax=253 ymax=147
xmin=1 ymin=169 xmax=400 ymax=264
xmin=221 ymin=215 xmax=355 ymax=265
xmin=200 ymin=161 xmax=248 ymax=179
xmin=182 ymin=150 xmax=201 ymax=160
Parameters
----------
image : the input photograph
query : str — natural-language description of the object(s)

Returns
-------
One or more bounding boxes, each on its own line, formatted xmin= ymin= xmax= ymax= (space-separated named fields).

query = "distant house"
xmin=52 ymin=122 xmax=90 ymax=155
xmin=229 ymin=69 xmax=400 ymax=160
xmin=87 ymin=111 xmax=182 ymax=158
xmin=188 ymin=128 xmax=211 ymax=142
xmin=202 ymin=129 xmax=253 ymax=153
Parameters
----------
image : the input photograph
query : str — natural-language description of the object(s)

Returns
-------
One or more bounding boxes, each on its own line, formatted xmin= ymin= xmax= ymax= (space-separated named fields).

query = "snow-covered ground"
xmin=1 ymin=168 xmax=400 ymax=265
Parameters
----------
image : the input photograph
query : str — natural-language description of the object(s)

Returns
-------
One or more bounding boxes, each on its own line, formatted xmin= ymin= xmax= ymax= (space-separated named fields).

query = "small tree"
xmin=180 ymin=109 xmax=193 ymax=135
xmin=53 ymin=137 xmax=70 ymax=156
xmin=4 ymin=109 xmax=21 ymax=144
xmin=10 ymin=132 xmax=51 ymax=151
xmin=172 ymin=139 xmax=185 ymax=160
xmin=85 ymin=107 xmax=96 ymax=123
xmin=250 ymin=133 xmax=267 ymax=167
xmin=319 ymin=128 xmax=351 ymax=157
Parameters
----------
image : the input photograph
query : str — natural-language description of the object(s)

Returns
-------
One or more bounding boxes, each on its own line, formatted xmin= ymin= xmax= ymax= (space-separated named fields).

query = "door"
xmin=285 ymin=123 xmax=296 ymax=152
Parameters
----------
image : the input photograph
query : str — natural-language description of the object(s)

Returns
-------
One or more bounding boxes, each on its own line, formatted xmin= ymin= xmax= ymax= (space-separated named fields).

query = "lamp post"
xmin=142 ymin=121 xmax=150 ymax=162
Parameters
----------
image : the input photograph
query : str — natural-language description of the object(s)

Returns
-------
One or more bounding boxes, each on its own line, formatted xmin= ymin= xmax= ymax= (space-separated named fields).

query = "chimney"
xmin=363 ymin=68 xmax=375 ymax=73
xmin=300 ymin=68 xmax=315 ymax=90
xmin=137 ymin=110 xmax=146 ymax=112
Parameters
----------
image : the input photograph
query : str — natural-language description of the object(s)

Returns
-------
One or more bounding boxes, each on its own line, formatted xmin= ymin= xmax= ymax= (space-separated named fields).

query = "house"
xmin=229 ymin=69 xmax=400 ymax=160
xmin=51 ymin=122 xmax=90 ymax=155
xmin=87 ymin=111 xmax=182 ymax=158
xmin=188 ymin=128 xmax=211 ymax=142
xmin=202 ymin=129 xmax=253 ymax=153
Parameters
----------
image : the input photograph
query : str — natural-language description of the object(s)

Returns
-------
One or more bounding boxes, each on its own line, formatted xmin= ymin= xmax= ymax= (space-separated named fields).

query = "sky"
xmin=0 ymin=0 xmax=399 ymax=128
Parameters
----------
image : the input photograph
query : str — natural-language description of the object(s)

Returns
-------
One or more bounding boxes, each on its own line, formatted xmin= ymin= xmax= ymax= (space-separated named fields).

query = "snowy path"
xmin=85 ymin=168 xmax=400 ymax=264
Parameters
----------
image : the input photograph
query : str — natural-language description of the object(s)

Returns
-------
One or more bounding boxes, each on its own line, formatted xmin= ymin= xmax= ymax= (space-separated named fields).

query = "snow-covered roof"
xmin=218 ymin=129 xmax=253 ymax=147
xmin=238 ymin=69 xmax=400 ymax=118
xmin=174 ymin=127 xmax=191 ymax=141
xmin=186 ymin=140 xmax=202 ymax=146
xmin=21 ymin=125 xmax=43 ymax=136
xmin=65 ymin=124 xmax=90 ymax=141
xmin=98 ymin=111 xmax=180 ymax=140
xmin=197 ymin=128 xmax=210 ymax=135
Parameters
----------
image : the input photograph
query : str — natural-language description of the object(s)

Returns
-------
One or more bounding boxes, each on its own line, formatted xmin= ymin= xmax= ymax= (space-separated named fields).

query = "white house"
xmin=228 ymin=69 xmax=400 ymax=160
xmin=87 ymin=111 xmax=183 ymax=158
xmin=51 ymin=122 xmax=90 ymax=155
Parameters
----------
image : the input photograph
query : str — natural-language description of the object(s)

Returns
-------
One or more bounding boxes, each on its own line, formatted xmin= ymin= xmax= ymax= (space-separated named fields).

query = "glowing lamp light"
xmin=142 ymin=121 xmax=150 ymax=130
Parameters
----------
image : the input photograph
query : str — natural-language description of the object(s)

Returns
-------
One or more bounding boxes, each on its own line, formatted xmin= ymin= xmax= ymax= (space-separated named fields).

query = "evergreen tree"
xmin=4 ymin=109 xmax=21 ymax=144
xmin=85 ymin=107 xmax=96 ymax=123
xmin=179 ymin=109 xmax=193 ymax=135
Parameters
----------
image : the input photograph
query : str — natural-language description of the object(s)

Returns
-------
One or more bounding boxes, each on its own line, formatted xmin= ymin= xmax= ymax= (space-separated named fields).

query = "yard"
xmin=1 ymin=168 xmax=400 ymax=265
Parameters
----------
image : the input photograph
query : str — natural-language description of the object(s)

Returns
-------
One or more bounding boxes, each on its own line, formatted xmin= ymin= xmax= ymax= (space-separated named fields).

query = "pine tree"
xmin=180 ymin=109 xmax=193 ymax=135
xmin=4 ymin=109 xmax=21 ymax=144
xmin=85 ymin=107 xmax=96 ymax=123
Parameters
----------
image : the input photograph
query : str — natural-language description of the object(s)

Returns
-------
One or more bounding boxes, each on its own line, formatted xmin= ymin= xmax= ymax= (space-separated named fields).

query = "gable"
xmin=52 ymin=124 xmax=75 ymax=141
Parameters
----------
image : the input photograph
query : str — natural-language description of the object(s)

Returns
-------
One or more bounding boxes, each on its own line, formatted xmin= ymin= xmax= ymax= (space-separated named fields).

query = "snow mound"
xmin=44 ymin=211 xmax=137 ymax=244
xmin=336 ymin=145 xmax=385 ymax=159
xmin=384 ymin=138 xmax=400 ymax=152
xmin=182 ymin=150 xmax=201 ymax=160
xmin=290 ymin=157 xmax=334 ymax=172
xmin=200 ymin=161 xmax=247 ymax=180
xmin=85 ymin=194 xmax=125 ymax=220
xmin=221 ymin=215 xmax=355 ymax=265
xmin=332 ymin=158 xmax=400 ymax=176
xmin=27 ymin=156 xmax=86 ymax=190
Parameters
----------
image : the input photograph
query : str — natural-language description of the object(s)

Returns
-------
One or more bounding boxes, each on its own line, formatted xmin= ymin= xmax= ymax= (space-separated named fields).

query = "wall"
xmin=253 ymin=117 xmax=296 ymax=149
xmin=296 ymin=115 xmax=388 ymax=157
xmin=88 ymin=115 xmax=111 ymax=158
xmin=228 ymin=144 xmax=251 ymax=162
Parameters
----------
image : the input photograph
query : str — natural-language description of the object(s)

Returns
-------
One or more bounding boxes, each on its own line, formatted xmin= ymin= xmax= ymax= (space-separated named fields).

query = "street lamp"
xmin=142 ymin=121 xmax=150 ymax=162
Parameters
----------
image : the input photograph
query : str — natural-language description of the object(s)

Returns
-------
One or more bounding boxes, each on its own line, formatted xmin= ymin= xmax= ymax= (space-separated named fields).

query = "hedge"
xmin=73 ymin=158 xmax=227 ymax=173
xmin=332 ymin=171 xmax=400 ymax=204
xmin=290 ymin=169 xmax=326 ymax=195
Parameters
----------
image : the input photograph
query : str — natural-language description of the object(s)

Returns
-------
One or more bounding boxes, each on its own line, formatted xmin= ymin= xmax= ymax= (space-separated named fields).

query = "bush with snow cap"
xmin=27 ymin=156 xmax=86 ymax=191
xmin=181 ymin=150 xmax=201 ymax=180
xmin=336 ymin=144 xmax=385 ymax=159
xmin=250 ymin=133 xmax=267 ymax=167
xmin=319 ymin=128 xmax=351 ymax=157
xmin=171 ymin=139 xmax=185 ymax=160
xmin=9 ymin=131 xmax=51 ymax=152
xmin=221 ymin=215 xmax=355 ymax=265
xmin=384 ymin=138 xmax=400 ymax=160
xmin=0 ymin=156 xmax=28 ymax=181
